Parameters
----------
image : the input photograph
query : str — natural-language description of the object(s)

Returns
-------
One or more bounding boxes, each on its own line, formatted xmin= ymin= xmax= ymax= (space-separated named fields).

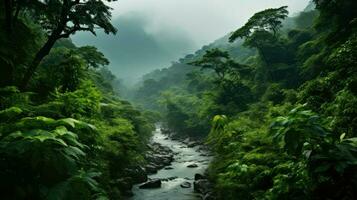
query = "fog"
xmin=72 ymin=0 xmax=310 ymax=85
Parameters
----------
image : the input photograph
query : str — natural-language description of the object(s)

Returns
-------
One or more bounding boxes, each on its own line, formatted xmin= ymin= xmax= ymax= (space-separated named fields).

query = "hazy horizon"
xmin=72 ymin=0 xmax=310 ymax=85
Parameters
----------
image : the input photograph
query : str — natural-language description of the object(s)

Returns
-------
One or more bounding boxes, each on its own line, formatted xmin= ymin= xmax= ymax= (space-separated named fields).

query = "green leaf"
xmin=0 ymin=107 xmax=23 ymax=121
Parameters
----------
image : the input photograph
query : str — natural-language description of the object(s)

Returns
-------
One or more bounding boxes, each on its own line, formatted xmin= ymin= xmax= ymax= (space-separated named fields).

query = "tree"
xmin=190 ymin=48 xmax=249 ymax=83
xmin=19 ymin=0 xmax=117 ymax=90
xmin=229 ymin=6 xmax=288 ymax=42
xmin=76 ymin=46 xmax=109 ymax=69
xmin=3 ymin=0 xmax=18 ymax=35
xmin=191 ymin=48 xmax=230 ymax=81
xmin=228 ymin=6 xmax=292 ymax=83
xmin=191 ymin=49 xmax=253 ymax=113
xmin=313 ymin=0 xmax=357 ymax=43
xmin=228 ymin=6 xmax=289 ymax=62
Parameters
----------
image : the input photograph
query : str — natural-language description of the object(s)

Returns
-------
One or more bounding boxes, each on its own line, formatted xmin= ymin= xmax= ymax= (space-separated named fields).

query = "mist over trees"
xmin=72 ymin=14 xmax=196 ymax=85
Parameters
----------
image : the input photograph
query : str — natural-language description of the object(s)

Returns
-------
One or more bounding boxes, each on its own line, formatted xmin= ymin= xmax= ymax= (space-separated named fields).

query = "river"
xmin=131 ymin=126 xmax=212 ymax=200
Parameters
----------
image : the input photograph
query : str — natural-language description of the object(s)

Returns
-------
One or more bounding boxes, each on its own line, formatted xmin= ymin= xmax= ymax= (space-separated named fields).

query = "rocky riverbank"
xmin=144 ymin=142 xmax=175 ymax=174
xmin=129 ymin=126 xmax=215 ymax=200
xmin=119 ymin=141 xmax=175 ymax=196
xmin=193 ymin=173 xmax=216 ymax=200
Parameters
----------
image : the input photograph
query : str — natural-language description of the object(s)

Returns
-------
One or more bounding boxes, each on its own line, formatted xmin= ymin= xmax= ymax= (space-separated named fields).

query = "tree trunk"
xmin=19 ymin=0 xmax=71 ymax=90
xmin=20 ymin=36 xmax=57 ymax=90
xmin=0 ymin=60 xmax=13 ymax=87
xmin=2 ymin=0 xmax=14 ymax=86
xmin=4 ymin=0 xmax=13 ymax=35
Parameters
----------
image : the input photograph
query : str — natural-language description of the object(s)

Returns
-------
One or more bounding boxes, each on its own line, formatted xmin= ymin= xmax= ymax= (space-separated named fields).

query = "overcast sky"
xmin=73 ymin=0 xmax=311 ymax=84
xmin=110 ymin=0 xmax=311 ymax=45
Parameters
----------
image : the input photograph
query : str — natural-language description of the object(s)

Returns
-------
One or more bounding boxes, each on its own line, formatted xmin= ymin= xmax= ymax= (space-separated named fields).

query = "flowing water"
xmin=131 ymin=126 xmax=212 ymax=200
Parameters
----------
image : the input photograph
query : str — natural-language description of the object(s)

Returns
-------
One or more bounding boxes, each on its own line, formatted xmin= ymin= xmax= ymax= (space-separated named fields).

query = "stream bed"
xmin=131 ymin=126 xmax=212 ymax=200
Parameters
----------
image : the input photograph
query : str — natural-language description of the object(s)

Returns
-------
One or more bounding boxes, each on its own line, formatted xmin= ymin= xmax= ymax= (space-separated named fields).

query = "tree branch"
xmin=59 ymin=26 xmax=95 ymax=38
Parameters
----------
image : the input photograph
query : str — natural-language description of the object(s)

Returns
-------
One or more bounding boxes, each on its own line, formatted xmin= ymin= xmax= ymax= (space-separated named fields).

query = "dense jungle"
xmin=0 ymin=0 xmax=356 ymax=200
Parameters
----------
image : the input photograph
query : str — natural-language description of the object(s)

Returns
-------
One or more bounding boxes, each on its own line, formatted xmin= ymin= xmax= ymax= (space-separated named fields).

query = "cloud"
xmin=110 ymin=0 xmax=310 ymax=44
xmin=72 ymin=14 xmax=196 ymax=84
xmin=73 ymin=0 xmax=311 ymax=84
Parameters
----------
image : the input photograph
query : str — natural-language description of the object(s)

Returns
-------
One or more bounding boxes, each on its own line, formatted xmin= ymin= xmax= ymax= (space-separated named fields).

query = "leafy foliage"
xmin=132 ymin=3 xmax=357 ymax=200
xmin=229 ymin=6 xmax=289 ymax=42
xmin=2 ymin=1 xmax=357 ymax=199
xmin=0 ymin=5 xmax=154 ymax=198
xmin=0 ymin=115 xmax=99 ymax=199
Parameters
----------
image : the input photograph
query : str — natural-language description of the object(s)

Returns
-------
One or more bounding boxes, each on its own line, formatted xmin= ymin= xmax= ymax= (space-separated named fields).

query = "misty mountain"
xmin=72 ymin=13 xmax=196 ymax=85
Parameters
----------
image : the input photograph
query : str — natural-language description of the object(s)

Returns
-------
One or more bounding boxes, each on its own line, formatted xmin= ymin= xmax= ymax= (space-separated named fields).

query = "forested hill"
xmin=132 ymin=2 xmax=318 ymax=112
xmin=131 ymin=35 xmax=254 ymax=110
xmin=132 ymin=3 xmax=320 ymax=134
xmin=133 ymin=1 xmax=357 ymax=199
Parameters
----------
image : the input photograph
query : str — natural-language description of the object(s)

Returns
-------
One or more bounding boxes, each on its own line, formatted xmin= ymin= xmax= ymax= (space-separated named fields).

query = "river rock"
xmin=197 ymin=146 xmax=209 ymax=152
xmin=124 ymin=166 xmax=147 ymax=183
xmin=164 ymin=166 xmax=174 ymax=170
xmin=180 ymin=181 xmax=192 ymax=188
xmin=160 ymin=176 xmax=178 ymax=181
xmin=168 ymin=176 xmax=178 ymax=181
xmin=114 ymin=177 xmax=134 ymax=197
xmin=194 ymin=173 xmax=205 ymax=181
xmin=139 ymin=179 xmax=162 ymax=189
xmin=194 ymin=179 xmax=212 ymax=194
xmin=171 ymin=133 xmax=184 ymax=140
xmin=144 ymin=141 xmax=175 ymax=173
xmin=145 ymin=164 xmax=158 ymax=174
xmin=160 ymin=128 xmax=172 ymax=135
xmin=183 ymin=138 xmax=190 ymax=144
xmin=187 ymin=163 xmax=198 ymax=168
xmin=187 ymin=141 xmax=200 ymax=147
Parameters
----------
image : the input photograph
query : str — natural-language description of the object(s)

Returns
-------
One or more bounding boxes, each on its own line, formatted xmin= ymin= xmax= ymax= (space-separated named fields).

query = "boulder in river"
xmin=144 ymin=141 xmax=174 ymax=172
xmin=139 ymin=179 xmax=162 ymax=189
xmin=187 ymin=163 xmax=198 ymax=168
xmin=182 ymin=138 xmax=190 ymax=144
xmin=187 ymin=141 xmax=200 ymax=147
xmin=164 ymin=166 xmax=174 ymax=170
xmin=160 ymin=176 xmax=178 ymax=181
xmin=180 ymin=181 xmax=192 ymax=188
xmin=168 ymin=176 xmax=178 ymax=181
xmin=194 ymin=173 xmax=205 ymax=181
xmin=194 ymin=179 xmax=212 ymax=194
xmin=145 ymin=164 xmax=158 ymax=174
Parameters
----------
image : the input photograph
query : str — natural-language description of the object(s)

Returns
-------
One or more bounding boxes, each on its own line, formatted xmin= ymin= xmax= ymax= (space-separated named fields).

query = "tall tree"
xmin=20 ymin=0 xmax=117 ymax=90
xmin=229 ymin=6 xmax=288 ymax=42
xmin=228 ymin=6 xmax=290 ymax=82
xmin=191 ymin=48 xmax=230 ymax=81
xmin=191 ymin=48 xmax=250 ymax=83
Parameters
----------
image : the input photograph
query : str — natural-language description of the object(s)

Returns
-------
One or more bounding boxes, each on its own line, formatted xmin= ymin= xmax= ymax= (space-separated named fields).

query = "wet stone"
xmin=180 ymin=181 xmax=192 ymax=188
xmin=139 ymin=179 xmax=162 ymax=189
xmin=187 ymin=163 xmax=198 ymax=168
